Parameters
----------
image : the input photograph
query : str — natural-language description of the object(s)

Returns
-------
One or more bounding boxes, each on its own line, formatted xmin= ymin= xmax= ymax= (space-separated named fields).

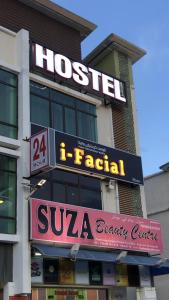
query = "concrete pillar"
xmin=12 ymin=28 xmax=31 ymax=295
xmin=97 ymin=103 xmax=119 ymax=213
xmin=3 ymin=283 xmax=16 ymax=300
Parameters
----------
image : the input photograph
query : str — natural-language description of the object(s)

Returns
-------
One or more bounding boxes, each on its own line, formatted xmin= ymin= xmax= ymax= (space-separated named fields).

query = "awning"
xmin=32 ymin=243 xmax=169 ymax=271
xmin=32 ymin=244 xmax=117 ymax=262
xmin=152 ymin=266 xmax=169 ymax=276
xmin=121 ymin=255 xmax=169 ymax=267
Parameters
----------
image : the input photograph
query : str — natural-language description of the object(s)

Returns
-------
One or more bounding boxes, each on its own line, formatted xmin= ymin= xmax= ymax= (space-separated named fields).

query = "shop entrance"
xmin=32 ymin=287 xmax=108 ymax=300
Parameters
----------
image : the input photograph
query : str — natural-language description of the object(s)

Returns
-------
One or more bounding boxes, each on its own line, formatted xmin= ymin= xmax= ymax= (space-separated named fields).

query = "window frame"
xmin=30 ymin=81 xmax=97 ymax=142
xmin=0 ymin=68 xmax=18 ymax=139
xmin=31 ymin=169 xmax=102 ymax=211
xmin=0 ymin=154 xmax=17 ymax=234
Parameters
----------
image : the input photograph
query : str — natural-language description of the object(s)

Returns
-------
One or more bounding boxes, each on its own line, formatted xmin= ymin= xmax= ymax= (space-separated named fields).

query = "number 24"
xmin=33 ymin=134 xmax=46 ymax=161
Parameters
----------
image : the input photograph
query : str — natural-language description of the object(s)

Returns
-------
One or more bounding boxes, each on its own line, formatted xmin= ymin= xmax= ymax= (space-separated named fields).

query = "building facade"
xmin=145 ymin=164 xmax=169 ymax=300
xmin=0 ymin=1 xmax=165 ymax=300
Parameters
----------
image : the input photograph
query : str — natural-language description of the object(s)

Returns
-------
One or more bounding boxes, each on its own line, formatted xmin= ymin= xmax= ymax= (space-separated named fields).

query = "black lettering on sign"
xmin=80 ymin=212 xmax=94 ymax=240
xmin=50 ymin=207 xmax=64 ymax=236
xmin=38 ymin=204 xmax=48 ymax=233
xmin=66 ymin=209 xmax=78 ymax=237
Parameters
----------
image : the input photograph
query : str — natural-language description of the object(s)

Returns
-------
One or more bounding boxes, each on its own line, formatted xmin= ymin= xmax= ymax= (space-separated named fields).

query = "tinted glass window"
xmin=78 ymin=112 xmax=97 ymax=141
xmin=30 ymin=81 xmax=49 ymax=98
xmin=30 ymin=81 xmax=97 ymax=142
xmin=0 ymin=69 xmax=17 ymax=139
xmin=51 ymin=103 xmax=63 ymax=131
xmin=0 ymin=155 xmax=17 ymax=234
xmin=31 ymin=95 xmax=49 ymax=128
xmin=53 ymin=183 xmax=66 ymax=203
xmin=52 ymin=169 xmax=78 ymax=185
xmin=65 ymin=107 xmax=76 ymax=135
xmin=31 ymin=170 xmax=102 ymax=210
xmin=0 ymin=69 xmax=17 ymax=86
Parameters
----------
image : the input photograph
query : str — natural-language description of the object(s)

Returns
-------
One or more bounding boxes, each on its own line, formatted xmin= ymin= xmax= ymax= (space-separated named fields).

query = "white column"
xmin=97 ymin=104 xmax=119 ymax=213
xmin=3 ymin=283 xmax=16 ymax=300
xmin=12 ymin=28 xmax=31 ymax=295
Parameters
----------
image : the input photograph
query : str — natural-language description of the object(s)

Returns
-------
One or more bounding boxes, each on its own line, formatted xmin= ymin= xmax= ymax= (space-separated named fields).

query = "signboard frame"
xmin=54 ymin=130 xmax=144 ymax=185
xmin=30 ymin=128 xmax=49 ymax=174
xmin=30 ymin=199 xmax=164 ymax=254
xmin=30 ymin=129 xmax=143 ymax=185
xmin=30 ymin=128 xmax=55 ymax=175
xmin=31 ymin=42 xmax=127 ymax=105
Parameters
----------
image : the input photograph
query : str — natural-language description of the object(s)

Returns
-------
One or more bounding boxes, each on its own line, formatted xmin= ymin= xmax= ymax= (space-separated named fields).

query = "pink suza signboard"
xmin=30 ymin=199 xmax=164 ymax=254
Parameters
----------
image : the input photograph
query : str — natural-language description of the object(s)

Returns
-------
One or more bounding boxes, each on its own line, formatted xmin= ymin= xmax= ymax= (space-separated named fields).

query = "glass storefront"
xmin=32 ymin=288 xmax=108 ymax=300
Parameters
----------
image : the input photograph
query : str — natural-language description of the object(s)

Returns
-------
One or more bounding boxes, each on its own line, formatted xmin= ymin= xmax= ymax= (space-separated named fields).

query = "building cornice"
xmin=18 ymin=0 xmax=96 ymax=41
xmin=84 ymin=33 xmax=146 ymax=65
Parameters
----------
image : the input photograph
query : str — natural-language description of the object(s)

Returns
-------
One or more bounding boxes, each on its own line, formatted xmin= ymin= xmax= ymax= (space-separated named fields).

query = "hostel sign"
xmin=30 ymin=199 xmax=164 ymax=254
xmin=31 ymin=129 xmax=143 ymax=185
xmin=31 ymin=43 xmax=126 ymax=104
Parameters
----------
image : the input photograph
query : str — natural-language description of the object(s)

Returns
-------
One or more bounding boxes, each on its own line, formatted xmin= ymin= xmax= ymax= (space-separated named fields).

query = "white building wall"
xmin=145 ymin=171 xmax=169 ymax=300
xmin=145 ymin=171 xmax=169 ymax=256
xmin=0 ymin=27 xmax=18 ymax=68
xmin=0 ymin=27 xmax=31 ymax=297
xmin=145 ymin=172 xmax=169 ymax=215
xmin=154 ymin=275 xmax=169 ymax=300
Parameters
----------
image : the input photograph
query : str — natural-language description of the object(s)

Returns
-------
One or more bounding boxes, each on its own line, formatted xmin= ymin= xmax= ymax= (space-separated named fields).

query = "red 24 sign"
xmin=33 ymin=134 xmax=46 ymax=161
xmin=31 ymin=129 xmax=49 ymax=173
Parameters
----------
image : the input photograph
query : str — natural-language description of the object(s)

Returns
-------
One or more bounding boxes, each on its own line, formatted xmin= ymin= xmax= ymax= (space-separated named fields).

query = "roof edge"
xmin=144 ymin=171 xmax=163 ymax=180
xmin=84 ymin=33 xmax=146 ymax=65
xmin=18 ymin=0 xmax=96 ymax=41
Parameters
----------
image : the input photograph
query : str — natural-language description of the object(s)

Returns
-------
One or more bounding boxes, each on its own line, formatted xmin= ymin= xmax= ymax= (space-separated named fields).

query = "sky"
xmin=53 ymin=0 xmax=169 ymax=176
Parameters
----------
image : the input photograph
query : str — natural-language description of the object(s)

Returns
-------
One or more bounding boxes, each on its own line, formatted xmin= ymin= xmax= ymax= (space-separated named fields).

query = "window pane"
xmin=76 ymin=100 xmax=96 ymax=114
xmin=30 ymin=82 xmax=49 ymax=98
xmin=0 ymin=84 xmax=17 ymax=125
xmin=0 ymin=124 xmax=17 ymax=139
xmin=51 ymin=90 xmax=75 ymax=107
xmin=31 ymin=95 xmax=49 ymax=127
xmin=53 ymin=183 xmax=66 ymax=203
xmin=0 ymin=155 xmax=16 ymax=172
xmin=0 ymin=69 xmax=17 ymax=86
xmin=0 ymin=218 xmax=16 ymax=234
xmin=78 ymin=112 xmax=97 ymax=141
xmin=65 ymin=107 xmax=76 ymax=135
xmin=67 ymin=186 xmax=79 ymax=206
xmin=0 ymin=155 xmax=16 ymax=234
xmin=51 ymin=103 xmax=63 ymax=131
xmin=52 ymin=170 xmax=78 ymax=185
xmin=79 ymin=175 xmax=101 ymax=191
xmin=80 ymin=189 xmax=101 ymax=210
xmin=0 ymin=172 xmax=16 ymax=218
